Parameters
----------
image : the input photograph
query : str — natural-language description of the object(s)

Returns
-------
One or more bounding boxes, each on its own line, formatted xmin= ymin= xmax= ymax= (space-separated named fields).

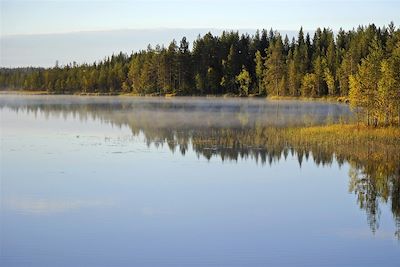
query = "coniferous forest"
xmin=1 ymin=23 xmax=399 ymax=125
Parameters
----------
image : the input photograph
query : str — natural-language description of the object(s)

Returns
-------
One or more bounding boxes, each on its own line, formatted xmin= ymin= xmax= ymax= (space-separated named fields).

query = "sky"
xmin=1 ymin=0 xmax=398 ymax=36
xmin=0 ymin=0 xmax=398 ymax=67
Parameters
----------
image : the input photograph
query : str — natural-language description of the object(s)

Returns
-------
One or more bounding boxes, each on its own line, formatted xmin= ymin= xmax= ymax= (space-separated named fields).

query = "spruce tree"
xmin=264 ymin=35 xmax=285 ymax=96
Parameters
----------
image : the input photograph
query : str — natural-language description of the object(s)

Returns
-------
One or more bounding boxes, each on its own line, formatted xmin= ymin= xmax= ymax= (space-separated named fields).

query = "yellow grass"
xmin=267 ymin=95 xmax=348 ymax=103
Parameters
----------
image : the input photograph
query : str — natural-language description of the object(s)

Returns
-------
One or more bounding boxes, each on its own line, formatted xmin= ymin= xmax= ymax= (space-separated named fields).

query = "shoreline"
xmin=0 ymin=90 xmax=348 ymax=103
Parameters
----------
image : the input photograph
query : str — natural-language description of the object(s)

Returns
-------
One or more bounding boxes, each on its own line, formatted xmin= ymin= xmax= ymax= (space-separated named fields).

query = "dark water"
xmin=0 ymin=95 xmax=399 ymax=267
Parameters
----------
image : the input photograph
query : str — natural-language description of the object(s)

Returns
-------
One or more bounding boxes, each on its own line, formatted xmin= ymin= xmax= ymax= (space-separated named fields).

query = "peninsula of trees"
xmin=1 ymin=23 xmax=399 ymax=125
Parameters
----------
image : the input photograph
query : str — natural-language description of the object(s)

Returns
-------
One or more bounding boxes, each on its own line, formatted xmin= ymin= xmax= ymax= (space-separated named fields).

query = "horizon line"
xmin=2 ymin=24 xmax=392 ymax=38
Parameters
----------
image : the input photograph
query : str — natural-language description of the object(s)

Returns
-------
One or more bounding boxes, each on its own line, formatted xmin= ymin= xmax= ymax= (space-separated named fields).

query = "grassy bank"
xmin=267 ymin=95 xmax=349 ymax=103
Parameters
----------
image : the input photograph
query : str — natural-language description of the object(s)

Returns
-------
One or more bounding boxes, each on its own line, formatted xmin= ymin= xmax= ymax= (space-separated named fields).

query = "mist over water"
xmin=0 ymin=95 xmax=353 ymax=128
xmin=1 ymin=95 xmax=399 ymax=267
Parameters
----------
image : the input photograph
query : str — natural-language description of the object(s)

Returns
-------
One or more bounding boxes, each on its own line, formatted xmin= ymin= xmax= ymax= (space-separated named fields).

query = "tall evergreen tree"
xmin=264 ymin=34 xmax=285 ymax=96
xmin=254 ymin=50 xmax=265 ymax=95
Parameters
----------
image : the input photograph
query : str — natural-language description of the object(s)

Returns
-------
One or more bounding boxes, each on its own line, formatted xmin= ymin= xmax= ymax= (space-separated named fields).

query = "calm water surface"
xmin=0 ymin=95 xmax=399 ymax=266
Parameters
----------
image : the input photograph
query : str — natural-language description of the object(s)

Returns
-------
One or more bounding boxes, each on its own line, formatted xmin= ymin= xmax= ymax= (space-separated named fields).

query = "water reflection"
xmin=1 ymin=95 xmax=399 ymax=239
xmin=0 ymin=95 xmax=352 ymax=128
xmin=4 ymin=196 xmax=114 ymax=214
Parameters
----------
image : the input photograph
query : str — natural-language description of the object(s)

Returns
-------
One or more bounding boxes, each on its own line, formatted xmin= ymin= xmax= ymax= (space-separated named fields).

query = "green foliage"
xmin=235 ymin=66 xmax=251 ymax=96
xmin=324 ymin=68 xmax=336 ymax=96
xmin=301 ymin=73 xmax=317 ymax=97
xmin=349 ymin=36 xmax=389 ymax=126
xmin=377 ymin=60 xmax=396 ymax=124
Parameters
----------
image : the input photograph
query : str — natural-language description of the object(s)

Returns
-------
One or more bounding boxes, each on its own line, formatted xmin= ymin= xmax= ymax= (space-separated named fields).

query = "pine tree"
xmin=178 ymin=37 xmax=193 ymax=94
xmin=337 ymin=51 xmax=356 ymax=96
xmin=293 ymin=27 xmax=309 ymax=96
xmin=287 ymin=53 xmax=297 ymax=96
xmin=127 ymin=56 xmax=142 ymax=93
xmin=221 ymin=45 xmax=240 ymax=94
xmin=312 ymin=55 xmax=327 ymax=96
xmin=264 ymin=35 xmax=285 ymax=96
xmin=254 ymin=50 xmax=265 ymax=95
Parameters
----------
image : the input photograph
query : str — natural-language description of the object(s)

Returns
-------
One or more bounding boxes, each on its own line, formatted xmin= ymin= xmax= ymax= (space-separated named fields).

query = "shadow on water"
xmin=1 ymin=95 xmax=399 ymax=238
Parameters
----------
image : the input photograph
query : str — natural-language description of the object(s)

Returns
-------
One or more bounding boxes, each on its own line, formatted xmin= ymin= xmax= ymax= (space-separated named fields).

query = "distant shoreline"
xmin=0 ymin=90 xmax=348 ymax=103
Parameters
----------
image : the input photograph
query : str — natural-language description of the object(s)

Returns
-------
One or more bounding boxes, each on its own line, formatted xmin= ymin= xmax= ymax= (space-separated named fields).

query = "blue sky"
xmin=1 ymin=0 xmax=398 ymax=67
xmin=1 ymin=0 xmax=398 ymax=36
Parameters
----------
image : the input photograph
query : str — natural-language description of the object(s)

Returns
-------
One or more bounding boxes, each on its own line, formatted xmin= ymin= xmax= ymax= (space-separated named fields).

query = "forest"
xmin=0 ymin=23 xmax=399 ymax=126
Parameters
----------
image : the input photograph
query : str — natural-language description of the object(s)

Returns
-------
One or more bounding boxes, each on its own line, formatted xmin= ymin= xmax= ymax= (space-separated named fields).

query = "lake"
xmin=0 ymin=95 xmax=399 ymax=267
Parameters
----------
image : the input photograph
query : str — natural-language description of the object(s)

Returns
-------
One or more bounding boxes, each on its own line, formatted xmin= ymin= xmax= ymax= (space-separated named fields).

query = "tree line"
xmin=0 ymin=23 xmax=399 ymax=125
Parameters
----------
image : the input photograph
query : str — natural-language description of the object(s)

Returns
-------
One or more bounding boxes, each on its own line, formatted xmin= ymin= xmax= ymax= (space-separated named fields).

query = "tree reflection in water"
xmin=1 ymin=96 xmax=399 ymax=238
